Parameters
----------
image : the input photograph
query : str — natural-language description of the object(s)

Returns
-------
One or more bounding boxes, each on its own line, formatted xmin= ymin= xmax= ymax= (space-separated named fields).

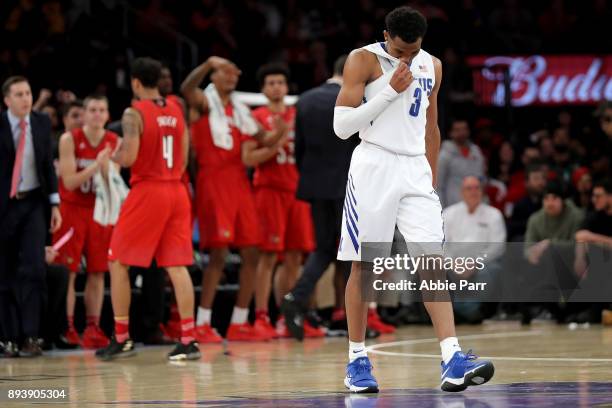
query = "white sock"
xmin=349 ymin=341 xmax=367 ymax=362
xmin=440 ymin=337 xmax=461 ymax=365
xmin=230 ymin=307 xmax=248 ymax=325
xmin=196 ymin=307 xmax=211 ymax=327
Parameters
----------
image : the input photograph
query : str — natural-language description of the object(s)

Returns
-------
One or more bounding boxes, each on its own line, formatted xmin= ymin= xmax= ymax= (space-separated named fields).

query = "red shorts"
xmin=255 ymin=187 xmax=315 ymax=253
xmin=52 ymin=202 xmax=112 ymax=273
xmin=196 ymin=173 xmax=261 ymax=249
xmin=109 ymin=181 xmax=193 ymax=268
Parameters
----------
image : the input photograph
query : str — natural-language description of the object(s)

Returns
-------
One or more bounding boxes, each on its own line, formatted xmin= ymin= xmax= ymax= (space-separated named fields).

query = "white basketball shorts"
xmin=337 ymin=141 xmax=444 ymax=262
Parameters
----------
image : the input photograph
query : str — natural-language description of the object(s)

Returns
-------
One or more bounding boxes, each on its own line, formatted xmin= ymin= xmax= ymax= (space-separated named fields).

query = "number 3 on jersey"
xmin=409 ymin=88 xmax=422 ymax=117
xmin=162 ymin=135 xmax=173 ymax=169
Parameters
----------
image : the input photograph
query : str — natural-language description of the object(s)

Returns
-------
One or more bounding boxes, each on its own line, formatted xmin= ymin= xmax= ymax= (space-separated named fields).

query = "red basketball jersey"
xmin=251 ymin=106 xmax=298 ymax=192
xmin=130 ymin=98 xmax=186 ymax=184
xmin=191 ymin=104 xmax=252 ymax=179
xmin=59 ymin=128 xmax=119 ymax=207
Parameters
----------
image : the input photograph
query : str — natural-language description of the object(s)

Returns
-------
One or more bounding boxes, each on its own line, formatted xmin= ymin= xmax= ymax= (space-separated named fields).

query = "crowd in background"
xmin=0 ymin=0 xmax=611 ymax=354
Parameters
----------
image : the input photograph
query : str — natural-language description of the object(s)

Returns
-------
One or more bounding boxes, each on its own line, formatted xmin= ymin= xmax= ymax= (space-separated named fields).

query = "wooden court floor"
xmin=2 ymin=323 xmax=612 ymax=407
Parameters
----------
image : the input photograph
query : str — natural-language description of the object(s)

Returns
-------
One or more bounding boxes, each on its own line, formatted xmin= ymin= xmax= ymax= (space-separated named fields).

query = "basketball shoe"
xmin=440 ymin=350 xmax=494 ymax=392
xmin=344 ymin=357 xmax=379 ymax=393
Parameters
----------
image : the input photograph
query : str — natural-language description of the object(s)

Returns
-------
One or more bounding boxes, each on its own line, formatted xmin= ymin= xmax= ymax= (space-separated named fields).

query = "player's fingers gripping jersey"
xmin=337 ymin=142 xmax=444 ymax=262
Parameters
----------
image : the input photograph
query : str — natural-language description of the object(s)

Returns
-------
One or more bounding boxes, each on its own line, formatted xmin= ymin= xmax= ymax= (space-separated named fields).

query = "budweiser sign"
xmin=468 ymin=55 xmax=612 ymax=106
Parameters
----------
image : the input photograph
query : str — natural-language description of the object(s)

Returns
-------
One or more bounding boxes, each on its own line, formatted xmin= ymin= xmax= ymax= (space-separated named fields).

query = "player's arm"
xmin=425 ymin=57 xmax=443 ymax=188
xmin=181 ymin=127 xmax=190 ymax=174
xmin=58 ymin=132 xmax=108 ymax=191
xmin=253 ymin=116 xmax=287 ymax=147
xmin=333 ymin=49 xmax=412 ymax=139
xmin=112 ymin=107 xmax=142 ymax=167
xmin=180 ymin=56 xmax=240 ymax=115
xmin=241 ymin=132 xmax=288 ymax=167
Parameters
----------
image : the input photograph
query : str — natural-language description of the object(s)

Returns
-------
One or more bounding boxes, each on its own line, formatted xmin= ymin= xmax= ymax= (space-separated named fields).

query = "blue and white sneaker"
xmin=344 ymin=357 xmax=379 ymax=393
xmin=440 ymin=350 xmax=494 ymax=392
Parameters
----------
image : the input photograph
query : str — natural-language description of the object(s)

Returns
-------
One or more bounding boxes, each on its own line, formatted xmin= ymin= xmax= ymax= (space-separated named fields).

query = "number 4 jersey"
xmin=130 ymin=98 xmax=186 ymax=185
xmin=58 ymin=127 xmax=119 ymax=207
xmin=252 ymin=106 xmax=298 ymax=192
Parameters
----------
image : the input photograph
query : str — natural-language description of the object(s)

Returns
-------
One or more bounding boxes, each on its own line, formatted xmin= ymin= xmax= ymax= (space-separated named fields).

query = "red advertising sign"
xmin=467 ymin=55 xmax=612 ymax=106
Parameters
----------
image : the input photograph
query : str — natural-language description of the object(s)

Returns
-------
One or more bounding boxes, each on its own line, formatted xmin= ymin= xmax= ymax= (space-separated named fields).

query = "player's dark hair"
xmin=2 ymin=75 xmax=29 ymax=96
xmin=333 ymin=55 xmax=348 ymax=76
xmin=256 ymin=63 xmax=290 ymax=88
xmin=83 ymin=94 xmax=108 ymax=109
xmin=130 ymin=57 xmax=162 ymax=88
xmin=385 ymin=6 xmax=427 ymax=44
xmin=60 ymin=99 xmax=84 ymax=118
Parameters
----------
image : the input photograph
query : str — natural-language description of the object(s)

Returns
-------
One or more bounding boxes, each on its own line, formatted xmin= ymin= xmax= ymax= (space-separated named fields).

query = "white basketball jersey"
xmin=359 ymin=43 xmax=435 ymax=155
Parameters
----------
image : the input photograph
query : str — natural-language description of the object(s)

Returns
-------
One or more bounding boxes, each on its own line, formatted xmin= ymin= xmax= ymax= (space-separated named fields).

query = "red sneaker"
xmin=82 ymin=325 xmax=110 ymax=349
xmin=226 ymin=323 xmax=269 ymax=342
xmin=367 ymin=309 xmax=396 ymax=334
xmin=253 ymin=317 xmax=277 ymax=340
xmin=195 ymin=324 xmax=223 ymax=344
xmin=303 ymin=321 xmax=326 ymax=338
xmin=275 ymin=317 xmax=291 ymax=338
xmin=165 ymin=320 xmax=182 ymax=341
xmin=64 ymin=327 xmax=81 ymax=346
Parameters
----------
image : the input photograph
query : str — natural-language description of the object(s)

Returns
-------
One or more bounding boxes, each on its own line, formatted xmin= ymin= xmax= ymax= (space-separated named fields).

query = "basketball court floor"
xmin=2 ymin=323 xmax=612 ymax=407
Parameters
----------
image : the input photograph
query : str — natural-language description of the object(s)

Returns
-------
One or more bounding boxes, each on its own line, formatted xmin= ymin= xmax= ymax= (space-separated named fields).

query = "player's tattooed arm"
xmin=425 ymin=57 xmax=442 ymax=188
xmin=113 ymin=107 xmax=142 ymax=167
xmin=58 ymin=131 xmax=106 ymax=190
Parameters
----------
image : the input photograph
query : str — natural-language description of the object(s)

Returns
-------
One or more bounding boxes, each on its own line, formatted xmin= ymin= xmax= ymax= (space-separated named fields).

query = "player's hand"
xmin=45 ymin=246 xmax=58 ymax=264
xmin=206 ymin=56 xmax=241 ymax=75
xmin=96 ymin=145 xmax=112 ymax=168
xmin=271 ymin=116 xmax=288 ymax=142
xmin=50 ymin=206 xmax=62 ymax=233
xmin=389 ymin=62 xmax=413 ymax=93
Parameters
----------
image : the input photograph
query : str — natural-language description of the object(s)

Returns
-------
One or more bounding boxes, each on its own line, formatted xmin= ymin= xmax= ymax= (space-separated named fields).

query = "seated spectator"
xmin=571 ymin=167 xmax=592 ymax=210
xmin=443 ymin=176 xmax=506 ymax=323
xmin=507 ymin=163 xmax=546 ymax=241
xmin=525 ymin=181 xmax=584 ymax=266
xmin=575 ymin=180 xmax=612 ymax=247
xmin=437 ymin=118 xmax=485 ymax=208
xmin=505 ymin=145 xmax=542 ymax=204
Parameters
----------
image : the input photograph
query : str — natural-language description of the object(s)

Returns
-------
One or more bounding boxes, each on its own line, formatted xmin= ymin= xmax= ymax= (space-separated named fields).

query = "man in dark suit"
xmin=281 ymin=56 xmax=359 ymax=339
xmin=0 ymin=76 xmax=62 ymax=357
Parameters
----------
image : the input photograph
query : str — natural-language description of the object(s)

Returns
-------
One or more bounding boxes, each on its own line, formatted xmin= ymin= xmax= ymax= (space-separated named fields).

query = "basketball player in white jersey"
xmin=333 ymin=6 xmax=494 ymax=393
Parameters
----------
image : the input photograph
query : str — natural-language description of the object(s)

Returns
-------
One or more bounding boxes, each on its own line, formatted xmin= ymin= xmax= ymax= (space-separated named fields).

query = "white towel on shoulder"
xmin=93 ymin=165 xmax=129 ymax=226
xmin=203 ymin=83 xmax=259 ymax=150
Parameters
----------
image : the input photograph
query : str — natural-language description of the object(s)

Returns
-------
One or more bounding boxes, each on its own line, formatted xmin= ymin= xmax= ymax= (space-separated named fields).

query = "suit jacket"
xmin=0 ymin=110 xmax=57 ymax=218
xmin=295 ymin=82 xmax=358 ymax=201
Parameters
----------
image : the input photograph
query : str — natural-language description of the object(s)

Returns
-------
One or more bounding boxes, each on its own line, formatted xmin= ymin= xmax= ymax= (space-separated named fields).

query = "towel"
xmin=203 ymin=83 xmax=259 ymax=150
xmin=93 ymin=164 xmax=129 ymax=226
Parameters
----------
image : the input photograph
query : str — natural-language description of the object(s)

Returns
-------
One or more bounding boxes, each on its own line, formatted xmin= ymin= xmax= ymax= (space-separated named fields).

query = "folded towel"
xmin=203 ymin=83 xmax=259 ymax=150
xmin=93 ymin=164 xmax=129 ymax=226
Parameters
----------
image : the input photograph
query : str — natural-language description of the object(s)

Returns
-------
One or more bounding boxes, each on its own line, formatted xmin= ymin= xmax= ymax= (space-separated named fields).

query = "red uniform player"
xmin=96 ymin=57 xmax=199 ymax=361
xmin=53 ymin=95 xmax=118 ymax=348
xmin=242 ymin=64 xmax=319 ymax=339
xmin=181 ymin=56 xmax=285 ymax=342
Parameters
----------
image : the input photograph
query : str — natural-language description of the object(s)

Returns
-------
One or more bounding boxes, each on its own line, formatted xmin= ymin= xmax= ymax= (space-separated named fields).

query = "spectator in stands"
xmin=437 ymin=118 xmax=485 ymax=207
xmin=443 ymin=176 xmax=506 ymax=323
xmin=505 ymin=145 xmax=541 ymax=204
xmin=590 ymin=101 xmax=612 ymax=182
xmin=571 ymin=167 xmax=592 ymax=210
xmin=524 ymin=181 xmax=584 ymax=266
xmin=575 ymin=180 xmax=612 ymax=247
xmin=550 ymin=127 xmax=577 ymax=186
xmin=507 ymin=163 xmax=547 ymax=241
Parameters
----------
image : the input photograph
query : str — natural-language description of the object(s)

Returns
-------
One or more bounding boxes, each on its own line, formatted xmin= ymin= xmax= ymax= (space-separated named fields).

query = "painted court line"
xmin=367 ymin=331 xmax=612 ymax=363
